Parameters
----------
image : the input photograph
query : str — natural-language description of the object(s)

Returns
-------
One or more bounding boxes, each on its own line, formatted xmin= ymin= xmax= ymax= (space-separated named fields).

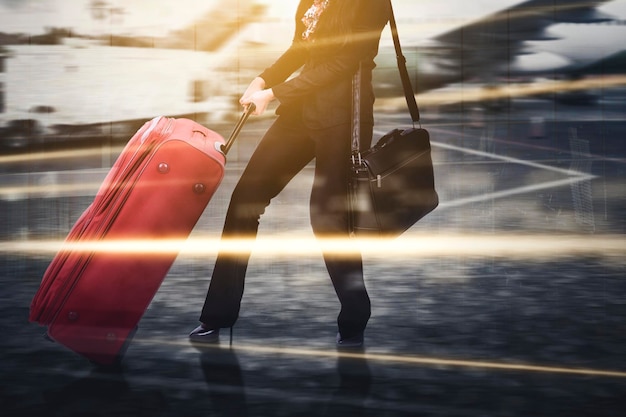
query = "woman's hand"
xmin=240 ymin=77 xmax=275 ymax=115
xmin=240 ymin=77 xmax=265 ymax=104
xmin=244 ymin=89 xmax=275 ymax=115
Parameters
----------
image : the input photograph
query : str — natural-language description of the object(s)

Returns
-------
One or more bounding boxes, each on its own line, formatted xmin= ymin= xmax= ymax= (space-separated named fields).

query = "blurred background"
xmin=1 ymin=0 xmax=624 ymax=150
xmin=1 ymin=1 xmax=625 ymax=416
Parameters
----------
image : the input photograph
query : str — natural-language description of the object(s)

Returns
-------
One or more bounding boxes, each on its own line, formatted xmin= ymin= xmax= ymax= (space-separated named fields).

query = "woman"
xmin=190 ymin=0 xmax=390 ymax=347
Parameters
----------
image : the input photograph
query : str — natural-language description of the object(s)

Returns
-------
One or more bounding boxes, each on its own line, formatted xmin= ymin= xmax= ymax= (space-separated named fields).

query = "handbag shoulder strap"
xmin=352 ymin=0 xmax=420 ymax=153
xmin=388 ymin=0 xmax=420 ymax=123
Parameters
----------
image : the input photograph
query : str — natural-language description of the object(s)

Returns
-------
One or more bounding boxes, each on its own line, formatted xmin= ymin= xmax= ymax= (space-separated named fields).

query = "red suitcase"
xmin=29 ymin=108 xmax=252 ymax=366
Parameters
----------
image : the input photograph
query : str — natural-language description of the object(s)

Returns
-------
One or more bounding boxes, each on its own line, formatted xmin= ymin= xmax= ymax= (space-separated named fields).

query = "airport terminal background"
xmin=1 ymin=1 xmax=625 ymax=416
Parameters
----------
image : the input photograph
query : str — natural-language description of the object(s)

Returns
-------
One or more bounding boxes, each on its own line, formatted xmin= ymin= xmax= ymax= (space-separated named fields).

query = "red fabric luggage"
xmin=29 ymin=111 xmax=250 ymax=366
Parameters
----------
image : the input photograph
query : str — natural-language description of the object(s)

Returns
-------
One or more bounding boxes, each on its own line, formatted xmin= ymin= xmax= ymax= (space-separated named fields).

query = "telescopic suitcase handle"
xmin=221 ymin=103 xmax=256 ymax=155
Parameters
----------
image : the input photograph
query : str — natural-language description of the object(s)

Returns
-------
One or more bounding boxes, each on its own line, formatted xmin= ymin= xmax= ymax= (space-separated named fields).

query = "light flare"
xmin=0 ymin=146 xmax=123 ymax=166
xmin=416 ymin=75 xmax=626 ymax=107
xmin=1 ymin=234 xmax=624 ymax=259
xmin=144 ymin=338 xmax=626 ymax=379
xmin=0 ymin=182 xmax=103 ymax=200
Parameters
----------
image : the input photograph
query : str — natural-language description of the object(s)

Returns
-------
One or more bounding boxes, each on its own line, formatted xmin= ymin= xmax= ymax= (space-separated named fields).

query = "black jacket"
xmin=258 ymin=0 xmax=390 ymax=132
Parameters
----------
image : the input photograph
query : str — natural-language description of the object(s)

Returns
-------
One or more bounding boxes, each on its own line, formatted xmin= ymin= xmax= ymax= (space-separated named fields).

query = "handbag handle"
xmin=352 ymin=0 xmax=420 ymax=153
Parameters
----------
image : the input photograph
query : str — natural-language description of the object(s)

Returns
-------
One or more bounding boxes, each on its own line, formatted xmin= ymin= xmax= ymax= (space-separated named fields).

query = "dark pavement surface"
xmin=1 ymin=94 xmax=626 ymax=416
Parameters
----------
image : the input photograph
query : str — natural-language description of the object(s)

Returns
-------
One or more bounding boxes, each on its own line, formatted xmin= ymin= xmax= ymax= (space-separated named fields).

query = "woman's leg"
xmin=199 ymin=118 xmax=315 ymax=329
xmin=309 ymin=124 xmax=371 ymax=340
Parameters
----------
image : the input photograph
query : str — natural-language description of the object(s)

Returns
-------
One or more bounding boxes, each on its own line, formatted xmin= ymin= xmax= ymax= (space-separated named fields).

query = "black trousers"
xmin=199 ymin=116 xmax=371 ymax=338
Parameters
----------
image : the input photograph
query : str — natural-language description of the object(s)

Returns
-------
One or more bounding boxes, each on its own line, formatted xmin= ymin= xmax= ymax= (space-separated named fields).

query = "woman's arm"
xmin=258 ymin=43 xmax=308 ymax=89
xmin=256 ymin=0 xmax=310 ymax=88
xmin=272 ymin=0 xmax=390 ymax=102
xmin=241 ymin=0 xmax=390 ymax=116
xmin=240 ymin=42 xmax=305 ymax=115
xmin=239 ymin=1 xmax=309 ymax=115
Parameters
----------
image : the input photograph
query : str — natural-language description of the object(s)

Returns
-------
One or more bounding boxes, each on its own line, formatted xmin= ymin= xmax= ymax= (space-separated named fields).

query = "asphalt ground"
xmin=1 ymin=95 xmax=625 ymax=416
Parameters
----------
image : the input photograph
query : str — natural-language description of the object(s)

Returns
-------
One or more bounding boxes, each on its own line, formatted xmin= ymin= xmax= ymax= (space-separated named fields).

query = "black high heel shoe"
xmin=336 ymin=332 xmax=364 ymax=349
xmin=189 ymin=324 xmax=234 ymax=346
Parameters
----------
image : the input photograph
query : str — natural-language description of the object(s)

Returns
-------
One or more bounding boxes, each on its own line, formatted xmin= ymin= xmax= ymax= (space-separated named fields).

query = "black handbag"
xmin=349 ymin=1 xmax=438 ymax=237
